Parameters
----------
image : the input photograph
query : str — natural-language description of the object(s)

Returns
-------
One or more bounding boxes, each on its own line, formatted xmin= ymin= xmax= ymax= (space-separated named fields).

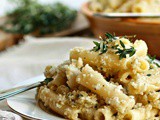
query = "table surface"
xmin=0 ymin=37 xmax=94 ymax=119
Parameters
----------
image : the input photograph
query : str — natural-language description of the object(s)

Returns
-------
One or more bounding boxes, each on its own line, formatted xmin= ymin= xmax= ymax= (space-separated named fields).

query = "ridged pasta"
xmin=89 ymin=0 xmax=160 ymax=13
xmin=37 ymin=35 xmax=160 ymax=120
xmin=76 ymin=64 xmax=135 ymax=113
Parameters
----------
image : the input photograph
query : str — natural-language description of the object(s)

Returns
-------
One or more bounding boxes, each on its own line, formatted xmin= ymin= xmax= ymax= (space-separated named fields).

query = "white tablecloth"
xmin=0 ymin=36 xmax=95 ymax=112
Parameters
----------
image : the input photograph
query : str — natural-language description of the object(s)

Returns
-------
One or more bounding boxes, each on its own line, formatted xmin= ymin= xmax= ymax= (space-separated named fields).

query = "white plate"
xmin=7 ymin=75 xmax=65 ymax=120
xmin=7 ymin=62 xmax=160 ymax=120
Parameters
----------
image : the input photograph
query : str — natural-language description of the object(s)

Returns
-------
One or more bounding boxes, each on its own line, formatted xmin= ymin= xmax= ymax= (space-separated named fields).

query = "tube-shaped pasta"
xmin=107 ymin=0 xmax=126 ymax=9
xmin=70 ymin=47 xmax=99 ymax=68
xmin=37 ymin=86 xmax=81 ymax=120
xmin=76 ymin=64 xmax=135 ymax=113
xmin=70 ymin=39 xmax=149 ymax=77
xmin=124 ymin=105 xmax=158 ymax=120
xmin=133 ymin=40 xmax=148 ymax=57
xmin=132 ymin=1 xmax=149 ymax=13
xmin=151 ymin=100 xmax=160 ymax=109
xmin=70 ymin=47 xmax=131 ymax=77
xmin=127 ymin=68 xmax=160 ymax=95
xmin=94 ymin=106 xmax=116 ymax=120
xmin=65 ymin=58 xmax=83 ymax=89
xmin=115 ymin=0 xmax=134 ymax=12
xmin=135 ymin=91 xmax=160 ymax=106
xmin=89 ymin=1 xmax=103 ymax=12
xmin=117 ymin=71 xmax=134 ymax=85
xmin=132 ymin=58 xmax=150 ymax=73
xmin=47 ymin=61 xmax=70 ymax=89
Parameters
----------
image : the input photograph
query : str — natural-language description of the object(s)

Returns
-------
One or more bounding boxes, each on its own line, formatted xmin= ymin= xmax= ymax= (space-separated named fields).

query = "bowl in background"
xmin=81 ymin=2 xmax=160 ymax=58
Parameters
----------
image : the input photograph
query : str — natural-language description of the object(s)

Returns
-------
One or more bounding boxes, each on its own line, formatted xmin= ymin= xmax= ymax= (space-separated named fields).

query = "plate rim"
xmin=7 ymin=60 xmax=160 ymax=119
xmin=6 ymin=75 xmax=59 ymax=120
xmin=7 ymin=102 xmax=40 ymax=120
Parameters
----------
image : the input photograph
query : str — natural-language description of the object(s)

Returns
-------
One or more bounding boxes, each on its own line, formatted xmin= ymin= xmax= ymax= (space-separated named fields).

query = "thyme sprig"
xmin=92 ymin=41 xmax=108 ymax=54
xmin=115 ymin=40 xmax=136 ymax=60
xmin=105 ymin=32 xmax=116 ymax=42
xmin=148 ymin=55 xmax=160 ymax=68
xmin=92 ymin=41 xmax=100 ymax=52
xmin=148 ymin=55 xmax=156 ymax=63
xmin=92 ymin=33 xmax=136 ymax=59
xmin=154 ymin=62 xmax=160 ymax=68
xmin=0 ymin=1 xmax=77 ymax=35
xmin=91 ymin=33 xmax=117 ymax=54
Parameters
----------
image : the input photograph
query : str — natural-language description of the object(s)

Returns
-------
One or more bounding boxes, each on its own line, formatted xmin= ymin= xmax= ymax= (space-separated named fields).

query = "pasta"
xmin=94 ymin=106 xmax=116 ymax=120
xmin=76 ymin=64 xmax=135 ymax=113
xmin=36 ymin=33 xmax=160 ymax=120
xmin=89 ymin=0 xmax=160 ymax=13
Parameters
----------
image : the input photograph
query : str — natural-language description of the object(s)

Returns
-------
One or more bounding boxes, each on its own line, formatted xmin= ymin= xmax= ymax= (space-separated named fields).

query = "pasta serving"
xmin=89 ymin=0 xmax=160 ymax=13
xmin=36 ymin=33 xmax=160 ymax=120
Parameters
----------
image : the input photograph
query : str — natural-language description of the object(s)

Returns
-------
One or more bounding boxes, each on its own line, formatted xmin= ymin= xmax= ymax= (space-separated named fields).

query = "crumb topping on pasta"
xmin=36 ymin=33 xmax=160 ymax=120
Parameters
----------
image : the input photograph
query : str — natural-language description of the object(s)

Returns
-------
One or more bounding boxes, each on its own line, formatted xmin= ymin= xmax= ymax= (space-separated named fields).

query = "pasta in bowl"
xmin=89 ymin=0 xmax=160 ymax=13
xmin=36 ymin=33 xmax=160 ymax=120
xmin=81 ymin=0 xmax=160 ymax=58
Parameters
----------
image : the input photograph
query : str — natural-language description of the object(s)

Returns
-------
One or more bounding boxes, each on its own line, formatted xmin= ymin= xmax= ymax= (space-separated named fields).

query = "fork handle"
xmin=0 ymin=82 xmax=41 ymax=101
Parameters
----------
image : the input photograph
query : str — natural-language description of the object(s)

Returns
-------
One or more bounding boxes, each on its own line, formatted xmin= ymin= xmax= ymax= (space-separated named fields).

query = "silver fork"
xmin=0 ymin=82 xmax=41 ymax=101
xmin=0 ymin=77 xmax=53 ymax=101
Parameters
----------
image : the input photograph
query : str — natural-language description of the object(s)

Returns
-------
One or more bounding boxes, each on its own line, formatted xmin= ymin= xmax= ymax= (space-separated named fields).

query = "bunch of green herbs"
xmin=0 ymin=0 xmax=77 ymax=35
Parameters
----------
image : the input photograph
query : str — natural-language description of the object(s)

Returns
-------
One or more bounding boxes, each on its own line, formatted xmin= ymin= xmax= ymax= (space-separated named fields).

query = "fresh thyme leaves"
xmin=92 ymin=41 xmax=100 ymax=52
xmin=147 ymin=74 xmax=151 ymax=77
xmin=148 ymin=55 xmax=156 ymax=63
xmin=0 ymin=1 xmax=77 ymax=35
xmin=120 ymin=40 xmax=125 ymax=49
xmin=148 ymin=55 xmax=160 ymax=68
xmin=111 ymin=45 xmax=119 ymax=49
xmin=92 ymin=33 xmax=116 ymax=54
xmin=91 ymin=41 xmax=108 ymax=54
xmin=92 ymin=33 xmax=136 ymax=59
xmin=154 ymin=62 xmax=160 ymax=68
xmin=115 ymin=41 xmax=136 ymax=60
xmin=100 ymin=42 xmax=108 ymax=54
xmin=105 ymin=32 xmax=116 ymax=42
xmin=76 ymin=94 xmax=83 ymax=98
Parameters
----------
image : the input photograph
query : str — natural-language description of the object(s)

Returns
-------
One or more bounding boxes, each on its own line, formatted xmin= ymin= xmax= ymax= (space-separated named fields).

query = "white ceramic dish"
xmin=7 ymin=62 xmax=160 ymax=119
xmin=7 ymin=75 xmax=65 ymax=120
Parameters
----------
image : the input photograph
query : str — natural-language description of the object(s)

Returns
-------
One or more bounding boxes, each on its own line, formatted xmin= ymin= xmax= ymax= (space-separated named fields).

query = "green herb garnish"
xmin=91 ymin=41 xmax=108 ymax=54
xmin=105 ymin=32 xmax=116 ymax=42
xmin=0 ymin=0 xmax=77 ymax=35
xmin=92 ymin=33 xmax=117 ymax=54
xmin=100 ymin=42 xmax=108 ymax=54
xmin=92 ymin=41 xmax=100 ymax=52
xmin=148 ymin=55 xmax=160 ymax=68
xmin=77 ymin=94 xmax=83 ymax=98
xmin=147 ymin=74 xmax=151 ymax=77
xmin=111 ymin=45 xmax=119 ymax=49
xmin=148 ymin=55 xmax=156 ymax=63
xmin=92 ymin=33 xmax=136 ymax=59
xmin=120 ymin=40 xmax=125 ymax=48
xmin=115 ymin=41 xmax=136 ymax=60
xmin=153 ymin=62 xmax=160 ymax=68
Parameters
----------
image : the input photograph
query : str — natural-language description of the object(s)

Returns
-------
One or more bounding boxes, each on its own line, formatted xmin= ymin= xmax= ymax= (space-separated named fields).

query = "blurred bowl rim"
xmin=81 ymin=2 xmax=160 ymax=25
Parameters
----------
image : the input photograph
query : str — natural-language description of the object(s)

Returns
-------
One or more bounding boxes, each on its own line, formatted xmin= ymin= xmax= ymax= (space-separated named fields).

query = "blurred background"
xmin=0 ymin=0 xmax=159 ymax=90
xmin=0 ymin=0 xmax=86 ymax=16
